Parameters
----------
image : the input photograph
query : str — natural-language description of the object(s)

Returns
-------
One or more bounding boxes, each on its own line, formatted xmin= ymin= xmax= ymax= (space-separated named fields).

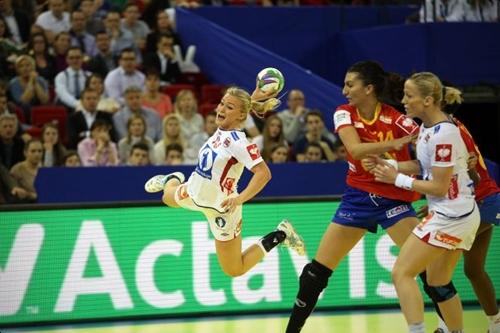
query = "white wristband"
xmin=385 ymin=159 xmax=398 ymax=171
xmin=395 ymin=173 xmax=414 ymax=190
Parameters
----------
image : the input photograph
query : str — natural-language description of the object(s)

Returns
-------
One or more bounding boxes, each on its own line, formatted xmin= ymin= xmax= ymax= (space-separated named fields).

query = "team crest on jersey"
xmin=435 ymin=144 xmax=452 ymax=162
xmin=195 ymin=144 xmax=218 ymax=179
xmin=395 ymin=115 xmax=418 ymax=134
xmin=246 ymin=143 xmax=261 ymax=160
xmin=215 ymin=217 xmax=226 ymax=229
xmin=379 ymin=115 xmax=392 ymax=124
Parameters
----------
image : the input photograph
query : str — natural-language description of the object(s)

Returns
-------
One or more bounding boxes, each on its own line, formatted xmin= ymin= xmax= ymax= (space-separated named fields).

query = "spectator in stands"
xmin=277 ymin=89 xmax=308 ymax=143
xmin=79 ymin=0 xmax=105 ymax=35
xmin=121 ymin=3 xmax=150 ymax=51
xmin=252 ymin=114 xmax=288 ymax=162
xmin=0 ymin=16 xmax=24 ymax=64
xmin=293 ymin=110 xmax=336 ymax=162
xmin=144 ymin=10 xmax=182 ymax=54
xmin=143 ymin=33 xmax=181 ymax=86
xmin=52 ymin=31 xmax=71 ymax=73
xmin=184 ymin=111 xmax=217 ymax=164
xmin=0 ymin=0 xmax=31 ymax=45
xmin=78 ymin=119 xmax=118 ymax=166
xmin=174 ymin=89 xmax=203 ymax=139
xmin=85 ymin=31 xmax=117 ymax=79
xmin=35 ymin=0 xmax=70 ymax=43
xmin=62 ymin=150 xmax=81 ymax=166
xmin=117 ymin=113 xmax=154 ymax=164
xmin=8 ymin=55 xmax=49 ymax=122
xmin=419 ymin=0 xmax=465 ymax=22
xmin=164 ymin=142 xmax=184 ymax=165
xmin=333 ymin=141 xmax=347 ymax=161
xmin=464 ymin=0 xmax=498 ymax=21
xmin=0 ymin=88 xmax=29 ymax=136
xmin=141 ymin=69 xmax=173 ymax=118
xmin=76 ymin=73 xmax=120 ymax=113
xmin=113 ymin=86 xmax=162 ymax=141
xmin=27 ymin=32 xmax=56 ymax=84
xmin=69 ymin=10 xmax=97 ymax=57
xmin=268 ymin=143 xmax=289 ymax=163
xmin=41 ymin=122 xmax=66 ymax=166
xmin=0 ymin=163 xmax=30 ymax=203
xmin=104 ymin=11 xmax=136 ymax=59
xmin=153 ymin=113 xmax=184 ymax=165
xmin=104 ymin=48 xmax=145 ymax=106
xmin=126 ymin=142 xmax=151 ymax=166
xmin=0 ymin=113 xmax=24 ymax=169
xmin=302 ymin=142 xmax=324 ymax=162
xmin=68 ymin=87 xmax=116 ymax=148
xmin=54 ymin=46 xmax=90 ymax=110
xmin=10 ymin=138 xmax=42 ymax=202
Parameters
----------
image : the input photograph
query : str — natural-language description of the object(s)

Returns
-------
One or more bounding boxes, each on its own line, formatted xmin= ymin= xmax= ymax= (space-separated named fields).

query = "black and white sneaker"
xmin=144 ymin=172 xmax=185 ymax=193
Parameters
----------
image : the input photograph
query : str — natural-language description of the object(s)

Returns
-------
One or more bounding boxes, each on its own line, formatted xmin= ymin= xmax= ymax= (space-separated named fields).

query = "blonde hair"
xmin=408 ymin=72 xmax=463 ymax=106
xmin=225 ymin=86 xmax=280 ymax=120
xmin=174 ymin=89 xmax=198 ymax=116
xmin=15 ymin=55 xmax=35 ymax=69
xmin=161 ymin=113 xmax=184 ymax=148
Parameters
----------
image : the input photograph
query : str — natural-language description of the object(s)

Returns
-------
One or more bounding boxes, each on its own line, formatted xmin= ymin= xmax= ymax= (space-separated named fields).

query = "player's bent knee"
xmin=299 ymin=261 xmax=331 ymax=296
xmin=464 ymin=264 xmax=485 ymax=281
xmin=426 ymin=282 xmax=457 ymax=303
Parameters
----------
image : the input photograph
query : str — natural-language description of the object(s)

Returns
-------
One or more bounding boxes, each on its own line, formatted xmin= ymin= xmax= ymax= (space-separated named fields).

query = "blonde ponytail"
xmin=443 ymin=86 xmax=463 ymax=105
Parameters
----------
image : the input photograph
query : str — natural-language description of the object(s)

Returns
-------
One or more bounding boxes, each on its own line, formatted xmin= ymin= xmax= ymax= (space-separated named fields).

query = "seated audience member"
xmin=164 ymin=142 xmax=184 ymax=165
xmin=10 ymin=138 xmax=43 ymax=202
xmin=76 ymin=73 xmax=120 ymax=113
xmin=0 ymin=16 xmax=23 ymax=64
xmin=68 ymin=88 xmax=116 ymax=149
xmin=333 ymin=141 xmax=347 ymax=161
xmin=252 ymin=114 xmax=288 ymax=161
xmin=77 ymin=119 xmax=118 ymax=166
xmin=41 ymin=122 xmax=67 ymax=166
xmin=293 ymin=110 xmax=336 ymax=162
xmin=117 ymin=113 xmax=154 ymax=164
xmin=104 ymin=11 xmax=136 ymax=59
xmin=27 ymin=32 xmax=57 ymax=84
xmin=120 ymin=3 xmax=150 ymax=51
xmin=419 ymin=0 xmax=465 ymax=22
xmin=113 ymin=86 xmax=162 ymax=141
xmin=0 ymin=86 xmax=30 ymax=134
xmin=141 ymin=70 xmax=173 ymax=118
xmin=0 ymin=0 xmax=31 ymax=45
xmin=0 ymin=113 xmax=24 ymax=169
xmin=69 ymin=10 xmax=97 ymax=57
xmin=8 ymin=55 xmax=49 ymax=121
xmin=35 ymin=0 xmax=70 ymax=44
xmin=126 ymin=142 xmax=151 ymax=166
xmin=104 ymin=48 xmax=145 ymax=106
xmin=184 ymin=111 xmax=217 ymax=164
xmin=143 ymin=33 xmax=181 ymax=85
xmin=153 ymin=113 xmax=184 ymax=165
xmin=174 ymin=89 xmax=203 ymax=139
xmin=302 ymin=142 xmax=324 ymax=163
xmin=463 ymin=0 xmax=498 ymax=21
xmin=85 ymin=31 xmax=117 ymax=79
xmin=144 ymin=10 xmax=182 ymax=54
xmin=62 ymin=150 xmax=81 ymax=167
xmin=52 ymin=31 xmax=71 ymax=73
xmin=277 ymin=89 xmax=308 ymax=143
xmin=268 ymin=143 xmax=289 ymax=164
xmin=0 ymin=163 xmax=29 ymax=203
xmin=79 ymin=0 xmax=105 ymax=35
xmin=54 ymin=47 xmax=90 ymax=110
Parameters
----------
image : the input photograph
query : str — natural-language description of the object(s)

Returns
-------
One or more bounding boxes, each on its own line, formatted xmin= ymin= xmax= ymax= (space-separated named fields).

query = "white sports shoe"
xmin=277 ymin=220 xmax=306 ymax=256
xmin=144 ymin=172 xmax=185 ymax=193
xmin=489 ymin=317 xmax=500 ymax=333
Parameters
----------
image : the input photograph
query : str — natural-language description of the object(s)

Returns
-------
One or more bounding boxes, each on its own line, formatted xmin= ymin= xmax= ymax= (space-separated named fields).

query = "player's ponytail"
xmin=442 ymin=86 xmax=463 ymax=106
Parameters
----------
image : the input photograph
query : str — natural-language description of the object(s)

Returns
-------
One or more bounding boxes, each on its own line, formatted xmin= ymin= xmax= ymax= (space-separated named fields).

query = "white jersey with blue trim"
xmin=417 ymin=121 xmax=475 ymax=217
xmin=186 ymin=128 xmax=263 ymax=212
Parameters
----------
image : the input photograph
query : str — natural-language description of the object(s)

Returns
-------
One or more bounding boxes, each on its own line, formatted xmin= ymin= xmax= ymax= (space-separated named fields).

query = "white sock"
xmin=489 ymin=311 xmax=500 ymax=323
xmin=438 ymin=316 xmax=450 ymax=333
xmin=408 ymin=322 xmax=425 ymax=333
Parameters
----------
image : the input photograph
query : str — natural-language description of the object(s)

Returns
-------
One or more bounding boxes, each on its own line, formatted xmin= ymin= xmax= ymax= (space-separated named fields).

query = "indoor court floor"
xmin=4 ymin=308 xmax=487 ymax=333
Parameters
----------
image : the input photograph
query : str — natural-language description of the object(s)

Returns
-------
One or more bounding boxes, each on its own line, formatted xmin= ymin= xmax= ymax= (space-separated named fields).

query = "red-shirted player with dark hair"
xmin=285 ymin=61 xmax=460 ymax=333
xmin=426 ymin=108 xmax=500 ymax=333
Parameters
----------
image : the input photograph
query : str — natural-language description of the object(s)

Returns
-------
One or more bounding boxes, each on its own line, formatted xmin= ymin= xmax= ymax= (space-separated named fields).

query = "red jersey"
xmin=453 ymin=117 xmax=500 ymax=201
xmin=333 ymin=103 xmax=420 ymax=202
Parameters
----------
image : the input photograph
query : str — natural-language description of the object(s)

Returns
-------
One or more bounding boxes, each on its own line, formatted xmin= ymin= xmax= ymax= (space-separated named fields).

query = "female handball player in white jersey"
xmin=145 ymin=86 xmax=305 ymax=277
xmin=373 ymin=72 xmax=480 ymax=333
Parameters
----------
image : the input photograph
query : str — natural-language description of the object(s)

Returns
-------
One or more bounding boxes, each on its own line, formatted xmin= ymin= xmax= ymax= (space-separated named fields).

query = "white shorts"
xmin=174 ymin=184 xmax=242 ymax=241
xmin=413 ymin=203 xmax=480 ymax=250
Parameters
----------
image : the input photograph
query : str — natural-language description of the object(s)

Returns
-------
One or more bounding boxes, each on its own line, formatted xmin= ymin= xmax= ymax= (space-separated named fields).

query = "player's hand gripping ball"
xmin=256 ymin=67 xmax=285 ymax=94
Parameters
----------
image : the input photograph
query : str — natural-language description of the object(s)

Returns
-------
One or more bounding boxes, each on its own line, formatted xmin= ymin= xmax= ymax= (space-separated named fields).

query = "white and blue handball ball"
xmin=256 ymin=67 xmax=285 ymax=94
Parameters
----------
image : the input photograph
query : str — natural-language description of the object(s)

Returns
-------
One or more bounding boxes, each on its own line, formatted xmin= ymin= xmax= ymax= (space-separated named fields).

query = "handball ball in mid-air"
xmin=256 ymin=67 xmax=285 ymax=94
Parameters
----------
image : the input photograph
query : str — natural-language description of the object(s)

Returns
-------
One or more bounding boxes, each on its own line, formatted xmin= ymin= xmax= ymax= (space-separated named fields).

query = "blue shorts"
xmin=333 ymin=185 xmax=417 ymax=233
xmin=479 ymin=192 xmax=500 ymax=226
